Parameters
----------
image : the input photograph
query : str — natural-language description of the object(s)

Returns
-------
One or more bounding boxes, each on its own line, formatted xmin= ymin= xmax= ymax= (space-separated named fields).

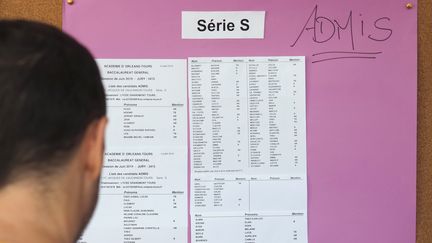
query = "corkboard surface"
xmin=0 ymin=0 xmax=431 ymax=242
xmin=0 ymin=0 xmax=62 ymax=28
xmin=416 ymin=0 xmax=432 ymax=242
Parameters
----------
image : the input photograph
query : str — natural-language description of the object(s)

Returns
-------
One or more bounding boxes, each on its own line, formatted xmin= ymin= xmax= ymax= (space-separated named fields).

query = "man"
xmin=0 ymin=20 xmax=107 ymax=243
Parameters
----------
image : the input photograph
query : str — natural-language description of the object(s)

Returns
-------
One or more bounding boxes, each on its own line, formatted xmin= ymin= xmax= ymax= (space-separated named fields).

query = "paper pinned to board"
xmin=182 ymin=11 xmax=265 ymax=39
xmin=63 ymin=1 xmax=417 ymax=243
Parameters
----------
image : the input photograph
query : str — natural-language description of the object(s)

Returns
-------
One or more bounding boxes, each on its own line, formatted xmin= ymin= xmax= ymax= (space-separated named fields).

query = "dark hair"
xmin=0 ymin=20 xmax=106 ymax=187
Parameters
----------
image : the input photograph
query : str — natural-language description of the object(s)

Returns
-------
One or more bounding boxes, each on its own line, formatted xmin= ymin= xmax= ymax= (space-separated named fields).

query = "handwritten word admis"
xmin=291 ymin=5 xmax=393 ymax=49
xmin=291 ymin=5 xmax=393 ymax=63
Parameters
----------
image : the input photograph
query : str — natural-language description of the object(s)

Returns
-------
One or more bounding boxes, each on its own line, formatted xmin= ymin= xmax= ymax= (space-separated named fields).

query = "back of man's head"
xmin=0 ymin=20 xmax=106 ymax=186
xmin=0 ymin=20 xmax=107 ymax=243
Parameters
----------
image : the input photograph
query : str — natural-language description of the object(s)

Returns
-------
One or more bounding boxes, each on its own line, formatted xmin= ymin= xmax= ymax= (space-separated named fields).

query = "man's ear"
xmin=81 ymin=117 xmax=108 ymax=180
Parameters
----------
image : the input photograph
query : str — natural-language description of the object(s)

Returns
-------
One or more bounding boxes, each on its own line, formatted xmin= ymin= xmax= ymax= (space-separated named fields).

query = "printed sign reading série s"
xmin=182 ymin=11 xmax=265 ymax=39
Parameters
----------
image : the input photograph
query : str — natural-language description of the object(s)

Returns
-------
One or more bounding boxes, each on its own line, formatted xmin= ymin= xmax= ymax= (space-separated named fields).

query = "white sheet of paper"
xmin=77 ymin=57 xmax=307 ymax=243
xmin=78 ymin=59 xmax=188 ymax=243
xmin=189 ymin=56 xmax=307 ymax=243
xmin=182 ymin=11 xmax=265 ymax=39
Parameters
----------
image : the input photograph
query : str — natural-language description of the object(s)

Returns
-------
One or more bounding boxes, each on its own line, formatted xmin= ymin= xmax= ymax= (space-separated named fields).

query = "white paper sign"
xmin=188 ymin=56 xmax=307 ymax=243
xmin=182 ymin=11 xmax=265 ymax=39
xmin=79 ymin=59 xmax=188 ymax=243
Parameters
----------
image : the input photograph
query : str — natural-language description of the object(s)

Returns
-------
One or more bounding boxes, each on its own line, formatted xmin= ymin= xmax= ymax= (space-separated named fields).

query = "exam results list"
xmin=78 ymin=57 xmax=307 ymax=243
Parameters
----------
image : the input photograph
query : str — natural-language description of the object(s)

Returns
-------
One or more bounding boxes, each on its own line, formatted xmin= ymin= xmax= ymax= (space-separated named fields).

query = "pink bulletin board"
xmin=63 ymin=1 xmax=418 ymax=243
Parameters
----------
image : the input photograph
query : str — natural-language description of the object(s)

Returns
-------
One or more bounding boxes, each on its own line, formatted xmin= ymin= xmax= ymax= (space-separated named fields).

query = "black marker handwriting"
xmin=291 ymin=5 xmax=393 ymax=50
xmin=310 ymin=51 xmax=382 ymax=63
xmin=312 ymin=56 xmax=377 ymax=64
xmin=312 ymin=51 xmax=383 ymax=56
